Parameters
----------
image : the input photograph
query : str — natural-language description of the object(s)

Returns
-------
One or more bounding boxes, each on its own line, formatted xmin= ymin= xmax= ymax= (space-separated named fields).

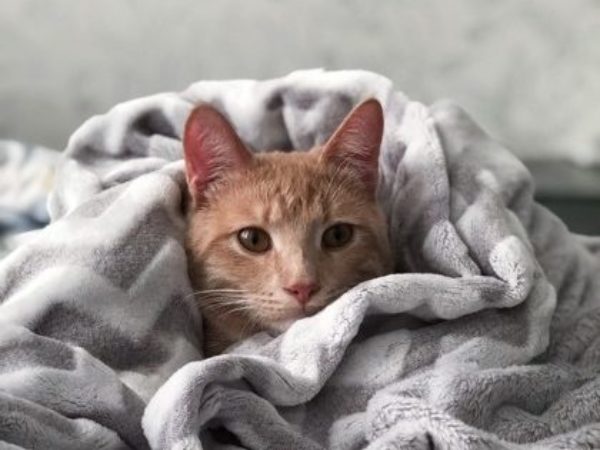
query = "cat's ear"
xmin=320 ymin=98 xmax=384 ymax=192
xmin=184 ymin=104 xmax=252 ymax=204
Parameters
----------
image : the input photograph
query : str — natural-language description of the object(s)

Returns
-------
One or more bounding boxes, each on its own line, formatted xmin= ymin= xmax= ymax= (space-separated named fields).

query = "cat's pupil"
xmin=237 ymin=227 xmax=271 ymax=253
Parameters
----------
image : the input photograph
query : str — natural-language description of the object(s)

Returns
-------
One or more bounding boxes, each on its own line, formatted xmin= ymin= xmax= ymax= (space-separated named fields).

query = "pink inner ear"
xmin=184 ymin=104 xmax=251 ymax=203
xmin=321 ymin=99 xmax=384 ymax=192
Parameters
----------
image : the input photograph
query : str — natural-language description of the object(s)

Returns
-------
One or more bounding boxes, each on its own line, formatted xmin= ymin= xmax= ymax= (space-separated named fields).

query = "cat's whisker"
xmin=185 ymin=288 xmax=248 ymax=300
xmin=201 ymin=301 xmax=247 ymax=312
xmin=220 ymin=306 xmax=255 ymax=317
xmin=234 ymin=309 xmax=262 ymax=339
xmin=200 ymin=299 xmax=251 ymax=312
xmin=198 ymin=293 xmax=249 ymax=300
xmin=195 ymin=291 xmax=249 ymax=298
xmin=200 ymin=298 xmax=251 ymax=310
xmin=201 ymin=303 xmax=256 ymax=320
xmin=195 ymin=289 xmax=248 ymax=293
xmin=202 ymin=305 xmax=244 ymax=314
xmin=190 ymin=289 xmax=247 ymax=295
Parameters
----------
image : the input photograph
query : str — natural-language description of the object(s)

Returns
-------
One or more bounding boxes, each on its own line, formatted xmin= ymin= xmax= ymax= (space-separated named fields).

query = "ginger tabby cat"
xmin=184 ymin=99 xmax=393 ymax=355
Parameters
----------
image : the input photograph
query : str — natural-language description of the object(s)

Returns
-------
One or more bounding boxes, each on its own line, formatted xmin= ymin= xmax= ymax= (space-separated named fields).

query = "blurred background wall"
xmin=1 ymin=0 xmax=599 ymax=164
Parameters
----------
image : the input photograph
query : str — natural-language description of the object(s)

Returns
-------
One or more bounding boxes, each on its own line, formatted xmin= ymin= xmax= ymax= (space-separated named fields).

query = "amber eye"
xmin=322 ymin=223 xmax=354 ymax=249
xmin=237 ymin=227 xmax=271 ymax=253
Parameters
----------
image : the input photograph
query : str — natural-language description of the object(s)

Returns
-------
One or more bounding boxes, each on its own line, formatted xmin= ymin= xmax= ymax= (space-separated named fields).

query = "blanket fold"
xmin=1 ymin=69 xmax=599 ymax=449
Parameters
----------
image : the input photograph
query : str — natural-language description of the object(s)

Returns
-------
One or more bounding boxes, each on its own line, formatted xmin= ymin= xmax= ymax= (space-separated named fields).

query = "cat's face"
xmin=184 ymin=100 xmax=392 ymax=343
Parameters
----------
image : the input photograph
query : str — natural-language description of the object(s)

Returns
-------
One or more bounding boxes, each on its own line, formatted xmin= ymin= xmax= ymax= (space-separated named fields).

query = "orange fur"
xmin=184 ymin=100 xmax=393 ymax=355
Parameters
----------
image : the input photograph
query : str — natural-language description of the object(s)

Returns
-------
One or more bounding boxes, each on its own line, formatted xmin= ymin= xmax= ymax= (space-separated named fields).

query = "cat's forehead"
xmin=211 ymin=150 xmax=370 ymax=225
xmin=228 ymin=166 xmax=330 ymax=222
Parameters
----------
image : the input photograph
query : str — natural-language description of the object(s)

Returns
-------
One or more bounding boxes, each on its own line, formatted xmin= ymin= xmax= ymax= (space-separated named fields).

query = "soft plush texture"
xmin=1 ymin=69 xmax=599 ymax=449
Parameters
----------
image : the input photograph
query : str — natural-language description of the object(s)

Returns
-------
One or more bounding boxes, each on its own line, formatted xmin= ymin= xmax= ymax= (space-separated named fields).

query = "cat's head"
xmin=184 ymin=99 xmax=392 ymax=336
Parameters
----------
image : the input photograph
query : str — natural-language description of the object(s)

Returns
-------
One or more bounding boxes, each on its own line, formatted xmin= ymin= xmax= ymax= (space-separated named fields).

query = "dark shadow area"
xmin=528 ymin=161 xmax=600 ymax=235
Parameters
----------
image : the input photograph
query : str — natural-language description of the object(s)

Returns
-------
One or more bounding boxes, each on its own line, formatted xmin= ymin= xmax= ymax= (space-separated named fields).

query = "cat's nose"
xmin=284 ymin=282 xmax=320 ymax=305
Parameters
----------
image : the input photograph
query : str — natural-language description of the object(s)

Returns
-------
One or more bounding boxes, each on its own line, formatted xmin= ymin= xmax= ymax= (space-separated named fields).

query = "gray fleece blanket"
xmin=1 ymin=69 xmax=600 ymax=450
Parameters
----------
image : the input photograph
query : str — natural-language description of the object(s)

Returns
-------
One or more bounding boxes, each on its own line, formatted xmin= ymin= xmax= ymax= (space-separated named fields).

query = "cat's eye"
xmin=322 ymin=223 xmax=354 ymax=249
xmin=237 ymin=227 xmax=271 ymax=253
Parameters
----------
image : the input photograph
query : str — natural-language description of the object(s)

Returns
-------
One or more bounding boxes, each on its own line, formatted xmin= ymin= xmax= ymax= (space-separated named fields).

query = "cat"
xmin=184 ymin=98 xmax=393 ymax=355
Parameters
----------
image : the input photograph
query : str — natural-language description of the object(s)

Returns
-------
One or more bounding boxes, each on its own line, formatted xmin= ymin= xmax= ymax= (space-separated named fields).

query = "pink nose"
xmin=284 ymin=282 xmax=320 ymax=305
